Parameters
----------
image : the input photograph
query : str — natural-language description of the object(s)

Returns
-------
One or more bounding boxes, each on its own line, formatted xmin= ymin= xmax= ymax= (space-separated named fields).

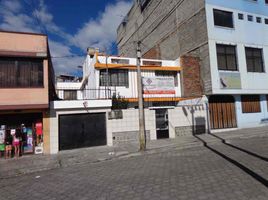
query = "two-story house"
xmin=0 ymin=31 xmax=56 ymax=155
xmin=117 ymin=0 xmax=268 ymax=131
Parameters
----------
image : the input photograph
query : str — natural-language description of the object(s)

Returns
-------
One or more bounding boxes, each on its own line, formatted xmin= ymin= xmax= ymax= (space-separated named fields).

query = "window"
xmin=99 ymin=69 xmax=129 ymax=87
xmin=248 ymin=15 xmax=253 ymax=22
xmin=0 ymin=58 xmax=43 ymax=88
xmin=140 ymin=0 xmax=151 ymax=11
xmin=213 ymin=9 xmax=234 ymax=28
xmin=238 ymin=13 xmax=244 ymax=20
xmin=216 ymin=44 xmax=238 ymax=71
xmin=265 ymin=18 xmax=268 ymax=24
xmin=266 ymin=0 xmax=268 ymax=4
xmin=64 ymin=90 xmax=77 ymax=100
xmin=241 ymin=95 xmax=261 ymax=113
xmin=155 ymin=71 xmax=178 ymax=87
xmin=256 ymin=17 xmax=262 ymax=23
xmin=245 ymin=47 xmax=264 ymax=72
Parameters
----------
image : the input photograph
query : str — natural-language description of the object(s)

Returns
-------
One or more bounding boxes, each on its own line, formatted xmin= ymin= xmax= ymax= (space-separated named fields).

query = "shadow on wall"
xmin=182 ymin=106 xmax=206 ymax=135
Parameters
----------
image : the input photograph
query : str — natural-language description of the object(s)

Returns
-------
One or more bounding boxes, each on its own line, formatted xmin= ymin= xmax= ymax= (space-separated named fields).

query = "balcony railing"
xmin=56 ymin=89 xmax=114 ymax=101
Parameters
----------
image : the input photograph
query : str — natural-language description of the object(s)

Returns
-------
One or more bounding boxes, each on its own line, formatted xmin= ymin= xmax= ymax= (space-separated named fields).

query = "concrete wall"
xmin=0 ymin=32 xmax=50 ymax=109
xmin=169 ymin=104 xmax=207 ymax=137
xmin=117 ymin=0 xmax=212 ymax=95
xmin=234 ymin=95 xmax=268 ymax=129
xmin=107 ymin=109 xmax=156 ymax=145
xmin=206 ymin=2 xmax=268 ymax=95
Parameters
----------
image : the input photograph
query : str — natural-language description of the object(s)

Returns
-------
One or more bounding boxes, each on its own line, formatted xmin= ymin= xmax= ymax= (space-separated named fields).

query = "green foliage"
xmin=112 ymin=93 xmax=129 ymax=110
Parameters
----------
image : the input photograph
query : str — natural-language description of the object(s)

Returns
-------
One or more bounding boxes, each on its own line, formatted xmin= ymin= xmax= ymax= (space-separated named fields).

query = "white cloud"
xmin=0 ymin=0 xmax=133 ymax=75
xmin=72 ymin=1 xmax=132 ymax=51
xmin=48 ymin=40 xmax=84 ymax=75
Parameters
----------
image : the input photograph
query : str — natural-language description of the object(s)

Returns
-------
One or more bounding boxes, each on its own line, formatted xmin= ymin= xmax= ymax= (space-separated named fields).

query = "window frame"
xmin=99 ymin=69 xmax=129 ymax=87
xmin=0 ymin=57 xmax=44 ymax=88
xmin=213 ymin=9 xmax=234 ymax=28
xmin=241 ymin=95 xmax=261 ymax=113
xmin=245 ymin=47 xmax=265 ymax=73
xmin=216 ymin=44 xmax=238 ymax=71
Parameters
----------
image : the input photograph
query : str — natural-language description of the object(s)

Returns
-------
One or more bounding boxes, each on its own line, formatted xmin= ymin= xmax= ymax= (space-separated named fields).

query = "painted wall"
xmin=107 ymin=109 xmax=156 ymax=146
xmin=206 ymin=1 xmax=268 ymax=94
xmin=84 ymin=55 xmax=181 ymax=99
xmin=234 ymin=95 xmax=268 ymax=128
xmin=0 ymin=32 xmax=49 ymax=109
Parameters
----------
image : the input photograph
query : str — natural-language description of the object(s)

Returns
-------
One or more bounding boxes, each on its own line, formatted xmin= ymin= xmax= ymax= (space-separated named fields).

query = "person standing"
xmin=12 ymin=129 xmax=20 ymax=158
xmin=5 ymin=130 xmax=12 ymax=159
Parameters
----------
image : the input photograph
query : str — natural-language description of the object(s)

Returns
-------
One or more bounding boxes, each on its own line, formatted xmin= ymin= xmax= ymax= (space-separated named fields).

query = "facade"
xmin=117 ymin=0 xmax=268 ymax=130
xmin=77 ymin=49 xmax=207 ymax=147
xmin=0 ymin=31 xmax=56 ymax=155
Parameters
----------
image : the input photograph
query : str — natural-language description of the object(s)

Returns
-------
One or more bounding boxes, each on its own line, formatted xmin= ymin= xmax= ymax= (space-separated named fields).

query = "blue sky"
xmin=0 ymin=0 xmax=132 ymax=76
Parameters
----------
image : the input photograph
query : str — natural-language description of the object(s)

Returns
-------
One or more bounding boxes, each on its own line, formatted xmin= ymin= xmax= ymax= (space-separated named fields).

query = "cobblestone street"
xmin=0 ymin=136 xmax=268 ymax=200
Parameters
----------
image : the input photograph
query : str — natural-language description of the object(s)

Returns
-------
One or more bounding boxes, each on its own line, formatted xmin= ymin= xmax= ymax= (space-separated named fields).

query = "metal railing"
xmin=56 ymin=88 xmax=115 ymax=101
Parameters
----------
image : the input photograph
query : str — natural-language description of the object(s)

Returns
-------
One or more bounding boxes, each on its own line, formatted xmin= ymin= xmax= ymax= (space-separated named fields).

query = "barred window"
xmin=216 ymin=44 xmax=238 ymax=71
xmin=241 ymin=95 xmax=261 ymax=113
xmin=245 ymin=47 xmax=264 ymax=73
xmin=0 ymin=58 xmax=43 ymax=88
xmin=100 ymin=69 xmax=128 ymax=87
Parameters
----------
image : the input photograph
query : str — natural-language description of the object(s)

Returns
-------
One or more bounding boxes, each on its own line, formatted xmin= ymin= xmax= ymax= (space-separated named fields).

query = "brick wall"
xmin=180 ymin=55 xmax=203 ymax=97
xmin=143 ymin=45 xmax=161 ymax=59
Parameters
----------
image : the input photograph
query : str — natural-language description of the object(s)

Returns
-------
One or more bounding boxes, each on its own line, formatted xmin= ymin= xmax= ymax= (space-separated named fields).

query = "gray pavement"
xmin=0 ymin=136 xmax=268 ymax=200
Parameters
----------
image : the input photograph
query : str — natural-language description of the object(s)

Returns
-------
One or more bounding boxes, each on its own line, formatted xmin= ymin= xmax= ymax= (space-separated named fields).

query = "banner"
xmin=142 ymin=77 xmax=175 ymax=95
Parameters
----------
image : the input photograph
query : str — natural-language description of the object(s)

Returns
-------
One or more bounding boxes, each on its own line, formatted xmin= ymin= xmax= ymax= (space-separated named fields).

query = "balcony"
xmin=51 ymin=89 xmax=113 ymax=110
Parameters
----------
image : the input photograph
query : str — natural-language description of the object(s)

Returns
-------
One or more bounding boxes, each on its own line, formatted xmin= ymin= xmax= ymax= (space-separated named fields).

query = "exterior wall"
xmin=0 ymin=32 xmax=50 ymax=109
xmin=169 ymin=101 xmax=207 ymax=137
xmin=84 ymin=55 xmax=181 ymax=99
xmin=107 ymin=109 xmax=156 ymax=146
xmin=49 ymin=108 xmax=110 ymax=154
xmin=0 ymin=32 xmax=47 ymax=54
xmin=206 ymin=1 xmax=268 ymax=94
xmin=234 ymin=95 xmax=268 ymax=129
xmin=117 ymin=0 xmax=211 ymax=95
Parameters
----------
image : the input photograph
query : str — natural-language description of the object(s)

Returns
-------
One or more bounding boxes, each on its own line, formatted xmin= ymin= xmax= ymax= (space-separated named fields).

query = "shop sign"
xmin=219 ymin=72 xmax=241 ymax=89
xmin=142 ymin=77 xmax=175 ymax=94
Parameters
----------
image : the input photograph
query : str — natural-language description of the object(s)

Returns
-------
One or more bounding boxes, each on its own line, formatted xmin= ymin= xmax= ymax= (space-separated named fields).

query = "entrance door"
xmin=59 ymin=113 xmax=106 ymax=151
xmin=209 ymin=95 xmax=237 ymax=129
xmin=155 ymin=109 xmax=169 ymax=139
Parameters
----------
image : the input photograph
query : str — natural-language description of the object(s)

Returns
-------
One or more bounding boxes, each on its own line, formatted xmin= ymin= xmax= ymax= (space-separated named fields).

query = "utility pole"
xmin=136 ymin=41 xmax=146 ymax=151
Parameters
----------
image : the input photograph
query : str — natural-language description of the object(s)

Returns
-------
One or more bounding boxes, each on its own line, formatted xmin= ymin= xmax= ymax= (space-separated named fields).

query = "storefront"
xmin=0 ymin=112 xmax=43 ymax=158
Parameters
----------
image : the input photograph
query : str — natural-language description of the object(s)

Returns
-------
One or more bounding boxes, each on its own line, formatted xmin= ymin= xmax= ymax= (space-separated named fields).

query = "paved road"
xmin=0 ymin=136 xmax=268 ymax=200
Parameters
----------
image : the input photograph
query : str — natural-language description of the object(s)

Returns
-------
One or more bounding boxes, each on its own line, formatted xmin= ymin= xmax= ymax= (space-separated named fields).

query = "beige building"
xmin=0 ymin=31 xmax=56 ymax=155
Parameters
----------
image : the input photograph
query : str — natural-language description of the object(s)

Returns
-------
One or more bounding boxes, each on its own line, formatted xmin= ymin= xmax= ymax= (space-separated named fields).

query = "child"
xmin=5 ymin=130 xmax=12 ymax=159
xmin=12 ymin=129 xmax=20 ymax=158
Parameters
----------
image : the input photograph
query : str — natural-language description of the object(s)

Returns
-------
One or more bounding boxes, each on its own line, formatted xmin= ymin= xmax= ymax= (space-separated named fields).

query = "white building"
xmin=206 ymin=0 xmax=268 ymax=129
xmin=117 ymin=0 xmax=268 ymax=131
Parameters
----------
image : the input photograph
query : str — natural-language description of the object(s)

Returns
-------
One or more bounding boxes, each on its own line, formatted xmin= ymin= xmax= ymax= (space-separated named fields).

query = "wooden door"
xmin=209 ymin=95 xmax=237 ymax=129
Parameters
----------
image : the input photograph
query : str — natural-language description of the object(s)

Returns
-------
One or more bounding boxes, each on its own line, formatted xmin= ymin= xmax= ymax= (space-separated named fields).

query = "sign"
xmin=219 ymin=72 xmax=241 ymax=89
xmin=0 ymin=130 xmax=5 ymax=144
xmin=143 ymin=77 xmax=175 ymax=95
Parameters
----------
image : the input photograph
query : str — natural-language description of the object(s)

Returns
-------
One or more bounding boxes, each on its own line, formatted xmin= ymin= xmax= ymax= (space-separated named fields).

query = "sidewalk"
xmin=1 ymin=126 xmax=268 ymax=179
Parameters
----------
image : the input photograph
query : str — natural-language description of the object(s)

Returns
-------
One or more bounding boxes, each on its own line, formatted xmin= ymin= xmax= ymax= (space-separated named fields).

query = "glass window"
xmin=216 ymin=44 xmax=238 ymax=71
xmin=0 ymin=58 xmax=43 ymax=88
xmin=238 ymin=13 xmax=244 ymax=20
xmin=245 ymin=47 xmax=264 ymax=72
xmin=100 ymin=69 xmax=129 ymax=87
xmin=213 ymin=9 xmax=234 ymax=28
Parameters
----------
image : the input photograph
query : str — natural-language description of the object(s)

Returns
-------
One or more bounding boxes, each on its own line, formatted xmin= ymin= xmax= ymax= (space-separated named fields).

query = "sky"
xmin=0 ymin=0 xmax=133 ymax=76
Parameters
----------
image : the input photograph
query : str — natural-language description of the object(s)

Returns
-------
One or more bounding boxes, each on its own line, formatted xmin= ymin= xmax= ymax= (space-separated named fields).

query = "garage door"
xmin=59 ymin=113 xmax=106 ymax=151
